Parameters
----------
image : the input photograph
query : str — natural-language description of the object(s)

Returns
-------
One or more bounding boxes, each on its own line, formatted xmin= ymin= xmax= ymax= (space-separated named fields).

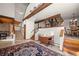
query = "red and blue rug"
xmin=0 ymin=41 xmax=63 ymax=56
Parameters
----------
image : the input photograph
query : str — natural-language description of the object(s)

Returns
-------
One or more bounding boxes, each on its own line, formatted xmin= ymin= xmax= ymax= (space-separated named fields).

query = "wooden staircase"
xmin=64 ymin=39 xmax=79 ymax=56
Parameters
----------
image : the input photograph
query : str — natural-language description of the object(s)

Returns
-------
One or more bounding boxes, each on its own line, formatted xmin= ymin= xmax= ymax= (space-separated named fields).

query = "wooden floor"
xmin=64 ymin=37 xmax=79 ymax=56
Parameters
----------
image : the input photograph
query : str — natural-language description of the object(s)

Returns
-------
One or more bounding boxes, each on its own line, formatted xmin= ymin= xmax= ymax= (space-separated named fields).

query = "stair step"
xmin=64 ymin=44 xmax=79 ymax=50
xmin=64 ymin=39 xmax=79 ymax=48
xmin=64 ymin=39 xmax=79 ymax=45
xmin=64 ymin=47 xmax=79 ymax=56
xmin=64 ymin=39 xmax=79 ymax=56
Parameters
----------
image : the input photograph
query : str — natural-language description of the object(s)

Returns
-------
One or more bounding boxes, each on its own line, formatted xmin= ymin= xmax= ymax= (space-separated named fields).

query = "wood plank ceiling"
xmin=23 ymin=3 xmax=52 ymax=20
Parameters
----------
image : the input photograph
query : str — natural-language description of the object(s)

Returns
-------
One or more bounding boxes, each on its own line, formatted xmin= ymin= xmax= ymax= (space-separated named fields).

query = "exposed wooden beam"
xmin=23 ymin=3 xmax=52 ymax=20
xmin=0 ymin=15 xmax=20 ymax=24
xmin=35 ymin=14 xmax=61 ymax=23
xmin=0 ymin=15 xmax=14 ymax=20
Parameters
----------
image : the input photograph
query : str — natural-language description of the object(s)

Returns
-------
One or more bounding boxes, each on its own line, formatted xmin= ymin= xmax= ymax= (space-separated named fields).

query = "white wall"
xmin=15 ymin=3 xmax=29 ymax=21
xmin=0 ymin=3 xmax=29 ymax=22
xmin=0 ymin=3 xmax=15 ymax=18
xmin=24 ymin=17 xmax=35 ymax=39
xmin=24 ymin=3 xmax=41 ymax=39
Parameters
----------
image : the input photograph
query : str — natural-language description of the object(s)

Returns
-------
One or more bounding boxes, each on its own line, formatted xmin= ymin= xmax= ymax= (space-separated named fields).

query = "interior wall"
xmin=25 ymin=17 xmax=35 ymax=39
xmin=15 ymin=3 xmax=29 ymax=21
xmin=0 ymin=3 xmax=29 ymax=22
xmin=39 ymin=22 xmax=45 ymax=28
xmin=0 ymin=3 xmax=15 ymax=18
xmin=34 ymin=23 xmax=38 ymax=29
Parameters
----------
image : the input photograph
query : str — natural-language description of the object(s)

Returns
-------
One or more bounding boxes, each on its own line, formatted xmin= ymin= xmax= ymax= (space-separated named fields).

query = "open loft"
xmin=0 ymin=3 xmax=79 ymax=56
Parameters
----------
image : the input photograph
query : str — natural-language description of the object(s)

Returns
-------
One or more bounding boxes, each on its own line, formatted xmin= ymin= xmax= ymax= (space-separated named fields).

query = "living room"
xmin=0 ymin=3 xmax=79 ymax=56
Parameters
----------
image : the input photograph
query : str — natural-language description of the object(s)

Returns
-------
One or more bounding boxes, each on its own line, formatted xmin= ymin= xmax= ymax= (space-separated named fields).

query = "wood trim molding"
xmin=23 ymin=3 xmax=52 ymax=20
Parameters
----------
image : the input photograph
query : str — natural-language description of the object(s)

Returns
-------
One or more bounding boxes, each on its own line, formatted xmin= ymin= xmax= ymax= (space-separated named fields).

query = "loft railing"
xmin=35 ymin=14 xmax=64 ymax=29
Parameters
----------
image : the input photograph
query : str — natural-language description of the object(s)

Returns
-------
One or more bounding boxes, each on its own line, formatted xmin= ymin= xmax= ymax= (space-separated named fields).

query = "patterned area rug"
xmin=0 ymin=41 xmax=63 ymax=56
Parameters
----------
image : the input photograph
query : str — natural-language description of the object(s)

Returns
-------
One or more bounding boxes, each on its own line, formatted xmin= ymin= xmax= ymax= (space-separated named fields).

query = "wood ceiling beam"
xmin=0 ymin=15 xmax=20 ymax=24
xmin=0 ymin=15 xmax=14 ymax=19
xmin=23 ymin=3 xmax=52 ymax=21
xmin=0 ymin=19 xmax=4 ymax=23
xmin=35 ymin=14 xmax=61 ymax=23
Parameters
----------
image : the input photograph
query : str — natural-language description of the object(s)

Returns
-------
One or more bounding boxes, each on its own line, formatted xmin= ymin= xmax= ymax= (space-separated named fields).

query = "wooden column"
xmin=13 ymin=23 xmax=15 ymax=34
xmin=24 ymin=24 xmax=26 ymax=39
